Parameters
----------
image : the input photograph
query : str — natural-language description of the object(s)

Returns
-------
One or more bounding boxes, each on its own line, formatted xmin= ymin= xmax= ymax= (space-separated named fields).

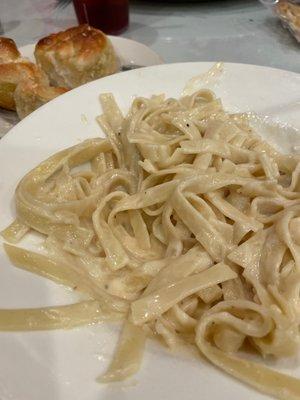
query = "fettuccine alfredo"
xmin=2 ymin=88 xmax=300 ymax=399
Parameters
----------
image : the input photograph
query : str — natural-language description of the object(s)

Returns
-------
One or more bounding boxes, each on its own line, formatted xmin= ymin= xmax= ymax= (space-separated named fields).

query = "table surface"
xmin=0 ymin=0 xmax=299 ymax=73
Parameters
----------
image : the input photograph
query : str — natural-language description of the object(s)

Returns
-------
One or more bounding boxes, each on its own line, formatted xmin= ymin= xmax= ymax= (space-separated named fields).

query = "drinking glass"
xmin=72 ymin=0 xmax=129 ymax=35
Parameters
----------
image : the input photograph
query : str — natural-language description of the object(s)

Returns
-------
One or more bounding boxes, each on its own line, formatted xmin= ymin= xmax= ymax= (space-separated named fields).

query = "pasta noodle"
xmin=1 ymin=88 xmax=300 ymax=399
xmin=0 ymin=300 xmax=122 ymax=331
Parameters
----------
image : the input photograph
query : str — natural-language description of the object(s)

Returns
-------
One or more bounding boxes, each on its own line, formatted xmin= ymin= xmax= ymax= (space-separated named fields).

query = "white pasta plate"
xmin=0 ymin=62 xmax=300 ymax=400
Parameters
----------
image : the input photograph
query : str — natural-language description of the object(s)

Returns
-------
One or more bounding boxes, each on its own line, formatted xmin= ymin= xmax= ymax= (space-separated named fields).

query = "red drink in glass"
xmin=72 ymin=0 xmax=129 ymax=35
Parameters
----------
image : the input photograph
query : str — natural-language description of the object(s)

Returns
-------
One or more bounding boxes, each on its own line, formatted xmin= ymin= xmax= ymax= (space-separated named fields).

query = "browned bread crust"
xmin=0 ymin=37 xmax=21 ymax=63
xmin=14 ymin=79 xmax=68 ymax=119
xmin=34 ymin=24 xmax=118 ymax=88
xmin=0 ymin=36 xmax=69 ymax=116
xmin=0 ymin=60 xmax=48 ymax=111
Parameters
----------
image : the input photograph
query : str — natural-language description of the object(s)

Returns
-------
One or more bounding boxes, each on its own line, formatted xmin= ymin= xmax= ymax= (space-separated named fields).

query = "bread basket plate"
xmin=0 ymin=62 xmax=300 ymax=400
xmin=0 ymin=36 xmax=163 ymax=138
xmin=19 ymin=36 xmax=164 ymax=69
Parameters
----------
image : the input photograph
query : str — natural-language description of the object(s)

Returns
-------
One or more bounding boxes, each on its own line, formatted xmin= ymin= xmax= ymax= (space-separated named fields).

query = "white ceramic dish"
xmin=0 ymin=36 xmax=163 ymax=138
xmin=19 ymin=36 xmax=164 ymax=67
xmin=0 ymin=62 xmax=300 ymax=400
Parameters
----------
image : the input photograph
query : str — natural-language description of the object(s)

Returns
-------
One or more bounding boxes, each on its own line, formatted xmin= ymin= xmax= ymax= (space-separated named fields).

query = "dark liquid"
xmin=73 ymin=0 xmax=129 ymax=35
